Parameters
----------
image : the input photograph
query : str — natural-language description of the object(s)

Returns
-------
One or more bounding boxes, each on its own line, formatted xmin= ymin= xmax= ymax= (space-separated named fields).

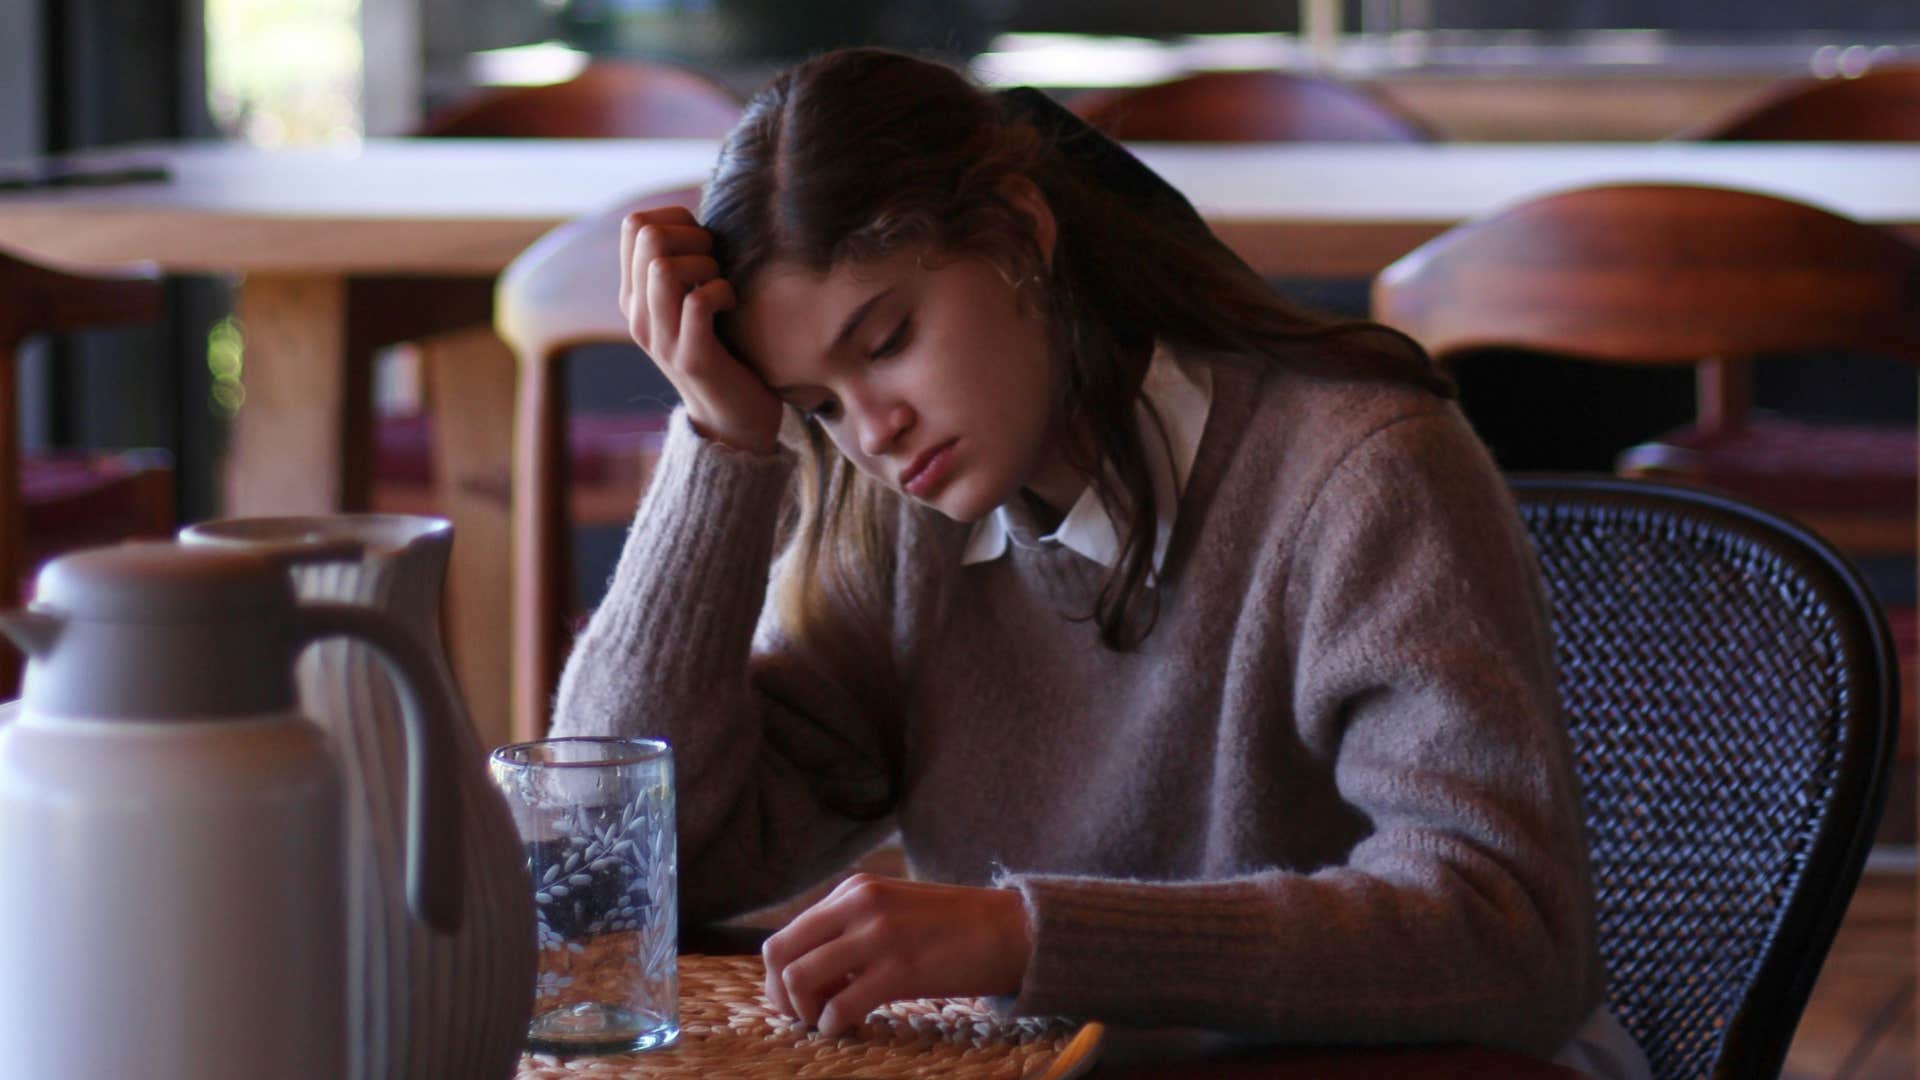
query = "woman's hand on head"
xmin=619 ymin=206 xmax=784 ymax=455
xmin=760 ymin=874 xmax=1034 ymax=1038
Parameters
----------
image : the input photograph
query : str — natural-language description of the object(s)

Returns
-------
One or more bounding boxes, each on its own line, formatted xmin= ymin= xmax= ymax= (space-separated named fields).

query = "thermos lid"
xmin=13 ymin=543 xmax=304 ymax=719
xmin=34 ymin=542 xmax=295 ymax=623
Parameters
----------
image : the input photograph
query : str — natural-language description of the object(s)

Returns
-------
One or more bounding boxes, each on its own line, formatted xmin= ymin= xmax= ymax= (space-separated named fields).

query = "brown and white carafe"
xmin=180 ymin=514 xmax=536 ymax=1080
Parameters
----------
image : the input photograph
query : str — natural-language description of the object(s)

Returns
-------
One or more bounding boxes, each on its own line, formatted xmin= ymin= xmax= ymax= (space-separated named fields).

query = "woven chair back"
xmin=1512 ymin=476 xmax=1895 ymax=1080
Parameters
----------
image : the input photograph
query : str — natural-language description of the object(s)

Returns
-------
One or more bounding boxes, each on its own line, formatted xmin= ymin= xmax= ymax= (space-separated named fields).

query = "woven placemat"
xmin=517 ymin=954 xmax=1082 ymax=1079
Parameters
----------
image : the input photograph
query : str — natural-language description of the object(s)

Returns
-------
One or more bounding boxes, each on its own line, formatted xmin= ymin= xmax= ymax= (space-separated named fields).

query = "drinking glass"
xmin=488 ymin=737 xmax=678 ymax=1054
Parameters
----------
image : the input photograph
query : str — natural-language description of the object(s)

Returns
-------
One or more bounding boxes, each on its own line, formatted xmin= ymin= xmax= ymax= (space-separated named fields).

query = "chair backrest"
xmin=1695 ymin=64 xmax=1920 ymax=141
xmin=0 ymin=250 xmax=162 ymax=356
xmin=1 ymin=248 xmax=164 ymax=691
xmin=1511 ymin=476 xmax=1894 ymax=1080
xmin=1373 ymin=182 xmax=1920 ymax=368
xmin=494 ymin=184 xmax=704 ymax=366
xmin=1069 ymin=69 xmax=1436 ymax=143
xmin=418 ymin=61 xmax=742 ymax=138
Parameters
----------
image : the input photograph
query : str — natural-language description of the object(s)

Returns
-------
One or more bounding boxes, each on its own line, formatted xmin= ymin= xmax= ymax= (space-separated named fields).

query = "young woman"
xmin=552 ymin=47 xmax=1646 ymax=1078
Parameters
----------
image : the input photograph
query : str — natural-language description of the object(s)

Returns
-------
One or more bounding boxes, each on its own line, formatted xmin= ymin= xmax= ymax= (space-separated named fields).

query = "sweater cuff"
xmin=996 ymin=871 xmax=1277 ymax=1022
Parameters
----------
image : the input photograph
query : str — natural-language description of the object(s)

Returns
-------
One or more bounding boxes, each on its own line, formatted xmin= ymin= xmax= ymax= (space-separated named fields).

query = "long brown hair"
xmin=700 ymin=48 xmax=1448 ymax=702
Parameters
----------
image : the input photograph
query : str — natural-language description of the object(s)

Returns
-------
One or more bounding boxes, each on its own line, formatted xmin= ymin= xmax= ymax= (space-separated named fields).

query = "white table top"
xmin=1 ymin=138 xmax=1916 ymax=276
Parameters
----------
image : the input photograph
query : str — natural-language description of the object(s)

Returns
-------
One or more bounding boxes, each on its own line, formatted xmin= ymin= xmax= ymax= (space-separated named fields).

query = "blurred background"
xmin=5 ymin=0 xmax=1916 ymax=519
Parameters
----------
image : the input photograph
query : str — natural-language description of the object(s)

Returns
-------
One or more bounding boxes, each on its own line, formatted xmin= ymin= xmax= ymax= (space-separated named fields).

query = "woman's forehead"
xmin=733 ymin=251 xmax=921 ymax=371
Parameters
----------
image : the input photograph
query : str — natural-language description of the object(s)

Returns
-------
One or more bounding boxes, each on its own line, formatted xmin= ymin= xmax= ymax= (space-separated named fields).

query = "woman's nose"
xmin=856 ymin=399 xmax=915 ymax=459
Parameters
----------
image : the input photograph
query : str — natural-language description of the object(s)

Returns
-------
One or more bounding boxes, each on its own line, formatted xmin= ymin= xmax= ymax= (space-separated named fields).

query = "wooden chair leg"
xmin=419 ymin=326 xmax=518 ymax=753
xmin=1 ymin=348 xmax=21 ymax=698
xmin=512 ymin=349 xmax=569 ymax=743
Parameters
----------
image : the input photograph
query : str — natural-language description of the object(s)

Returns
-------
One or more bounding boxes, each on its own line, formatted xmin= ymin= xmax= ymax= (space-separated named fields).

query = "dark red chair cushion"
xmin=19 ymin=450 xmax=174 ymax=594
xmin=373 ymin=410 xmax=670 ymax=489
xmin=1618 ymin=417 xmax=1917 ymax=513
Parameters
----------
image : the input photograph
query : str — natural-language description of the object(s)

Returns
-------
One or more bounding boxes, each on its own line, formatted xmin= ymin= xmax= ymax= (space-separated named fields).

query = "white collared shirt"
xmin=960 ymin=346 xmax=1213 ymax=575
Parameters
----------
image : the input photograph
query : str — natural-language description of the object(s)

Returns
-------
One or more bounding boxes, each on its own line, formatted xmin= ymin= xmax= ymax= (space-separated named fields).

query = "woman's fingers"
xmin=761 ymin=879 xmax=1036 ymax=1039
xmin=779 ymin=928 xmax=880 ymax=1029
xmin=816 ymin=963 xmax=900 ymax=1039
xmin=621 ymin=214 xmax=716 ymax=342
xmin=619 ymin=211 xmax=703 ymax=312
xmin=637 ymin=256 xmax=717 ymax=349
xmin=762 ymin=876 xmax=868 ymax=1014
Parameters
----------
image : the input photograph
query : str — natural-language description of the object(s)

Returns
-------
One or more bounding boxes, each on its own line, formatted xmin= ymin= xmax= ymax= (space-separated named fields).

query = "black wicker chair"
xmin=1511 ymin=477 xmax=1896 ymax=1080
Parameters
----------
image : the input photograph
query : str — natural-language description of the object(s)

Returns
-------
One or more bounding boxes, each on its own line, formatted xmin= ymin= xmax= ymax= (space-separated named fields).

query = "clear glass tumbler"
xmin=488 ymin=737 xmax=678 ymax=1054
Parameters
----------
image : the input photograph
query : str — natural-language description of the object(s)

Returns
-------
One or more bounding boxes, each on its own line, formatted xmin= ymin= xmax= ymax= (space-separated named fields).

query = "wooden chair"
xmin=1069 ymin=70 xmax=1436 ymax=143
xmin=359 ymin=63 xmax=739 ymax=747
xmin=2 ymin=248 xmax=168 ymax=695
xmin=1693 ymin=63 xmax=1920 ymax=141
xmin=418 ymin=62 xmax=742 ymax=139
xmin=495 ymin=185 xmax=700 ymax=741
xmin=1372 ymin=183 xmax=1920 ymax=557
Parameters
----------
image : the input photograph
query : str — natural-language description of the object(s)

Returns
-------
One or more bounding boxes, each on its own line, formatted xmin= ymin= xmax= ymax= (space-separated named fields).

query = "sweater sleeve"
xmin=550 ymin=408 xmax=899 ymax=921
xmin=997 ymin=406 xmax=1599 ymax=1059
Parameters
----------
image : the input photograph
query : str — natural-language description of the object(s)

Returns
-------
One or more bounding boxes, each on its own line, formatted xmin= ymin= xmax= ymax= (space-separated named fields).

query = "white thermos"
xmin=0 ymin=542 xmax=464 ymax=1080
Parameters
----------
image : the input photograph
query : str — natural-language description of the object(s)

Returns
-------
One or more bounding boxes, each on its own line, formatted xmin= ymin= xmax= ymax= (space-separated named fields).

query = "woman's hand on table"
xmin=618 ymin=206 xmax=784 ymax=455
xmin=760 ymin=874 xmax=1033 ymax=1038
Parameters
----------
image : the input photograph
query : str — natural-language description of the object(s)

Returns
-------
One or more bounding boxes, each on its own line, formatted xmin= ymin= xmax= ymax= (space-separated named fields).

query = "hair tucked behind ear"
xmin=700 ymin=48 xmax=1449 ymax=709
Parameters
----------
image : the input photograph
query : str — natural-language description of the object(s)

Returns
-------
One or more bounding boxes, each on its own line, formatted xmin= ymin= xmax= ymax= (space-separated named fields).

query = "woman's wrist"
xmin=686 ymin=411 xmax=780 ymax=456
xmin=991 ymin=885 xmax=1035 ymax=997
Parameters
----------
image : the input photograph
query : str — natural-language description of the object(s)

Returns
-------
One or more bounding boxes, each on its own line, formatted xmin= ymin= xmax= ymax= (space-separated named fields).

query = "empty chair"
xmin=1069 ymin=69 xmax=1436 ymax=143
xmin=1694 ymin=63 xmax=1920 ymax=141
xmin=495 ymin=185 xmax=700 ymax=741
xmin=1372 ymin=182 xmax=1920 ymax=559
xmin=1071 ymin=69 xmax=1433 ymax=319
xmin=417 ymin=61 xmax=744 ymax=139
xmin=1 ymin=248 xmax=170 ymax=695
xmin=359 ymin=63 xmax=740 ymax=746
xmin=1512 ymin=476 xmax=1893 ymax=1079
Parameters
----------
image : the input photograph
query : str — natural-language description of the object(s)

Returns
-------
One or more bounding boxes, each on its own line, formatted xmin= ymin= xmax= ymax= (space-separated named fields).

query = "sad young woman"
xmin=551 ymin=47 xmax=1647 ymax=1080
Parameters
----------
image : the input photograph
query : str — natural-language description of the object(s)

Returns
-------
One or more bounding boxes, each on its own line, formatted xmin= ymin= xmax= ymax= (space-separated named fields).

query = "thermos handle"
xmin=293 ymin=603 xmax=464 ymax=934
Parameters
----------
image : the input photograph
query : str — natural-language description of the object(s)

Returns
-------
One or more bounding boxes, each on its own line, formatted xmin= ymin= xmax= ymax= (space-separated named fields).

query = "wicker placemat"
xmin=517 ymin=954 xmax=1083 ymax=1079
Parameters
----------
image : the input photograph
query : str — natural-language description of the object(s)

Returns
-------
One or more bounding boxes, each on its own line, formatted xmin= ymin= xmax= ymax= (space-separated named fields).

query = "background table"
xmin=4 ymin=138 xmax=1918 ymax=744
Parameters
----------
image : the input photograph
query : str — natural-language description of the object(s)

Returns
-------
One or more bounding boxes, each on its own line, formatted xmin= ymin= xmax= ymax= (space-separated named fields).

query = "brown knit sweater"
xmin=551 ymin=348 xmax=1604 ymax=1057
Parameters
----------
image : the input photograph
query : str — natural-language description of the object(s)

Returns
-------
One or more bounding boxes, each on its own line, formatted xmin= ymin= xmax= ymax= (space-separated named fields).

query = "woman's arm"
xmin=993 ymin=408 xmax=1598 ymax=1058
xmin=551 ymin=409 xmax=898 ymax=921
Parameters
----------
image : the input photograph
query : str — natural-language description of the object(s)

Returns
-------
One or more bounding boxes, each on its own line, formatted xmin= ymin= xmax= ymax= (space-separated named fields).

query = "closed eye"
xmin=868 ymin=316 xmax=912 ymax=360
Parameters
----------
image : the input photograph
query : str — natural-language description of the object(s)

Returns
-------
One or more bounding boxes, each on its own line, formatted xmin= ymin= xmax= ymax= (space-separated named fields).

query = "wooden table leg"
xmin=511 ymin=348 xmax=568 ymax=744
xmin=226 ymin=274 xmax=369 ymax=515
xmin=419 ymin=326 xmax=517 ymax=752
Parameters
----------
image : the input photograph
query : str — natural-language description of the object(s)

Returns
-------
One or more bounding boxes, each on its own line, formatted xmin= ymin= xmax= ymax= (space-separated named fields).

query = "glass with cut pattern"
xmin=489 ymin=737 xmax=678 ymax=1054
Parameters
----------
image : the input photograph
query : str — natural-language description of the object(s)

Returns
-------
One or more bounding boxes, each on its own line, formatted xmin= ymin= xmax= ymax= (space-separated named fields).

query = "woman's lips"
xmin=901 ymin=439 xmax=958 ymax=498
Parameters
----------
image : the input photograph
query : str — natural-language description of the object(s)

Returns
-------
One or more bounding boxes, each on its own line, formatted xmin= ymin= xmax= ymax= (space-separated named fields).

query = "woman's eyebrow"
xmin=770 ymin=285 xmax=894 ymax=393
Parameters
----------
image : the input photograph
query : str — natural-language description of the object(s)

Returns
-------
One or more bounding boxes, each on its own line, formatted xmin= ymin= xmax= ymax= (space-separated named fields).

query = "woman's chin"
xmin=920 ymin=476 xmax=1005 ymax=525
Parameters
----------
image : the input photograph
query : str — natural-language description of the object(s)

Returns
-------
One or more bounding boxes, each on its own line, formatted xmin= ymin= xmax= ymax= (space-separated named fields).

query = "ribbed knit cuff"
xmin=997 ymin=871 xmax=1280 ymax=1022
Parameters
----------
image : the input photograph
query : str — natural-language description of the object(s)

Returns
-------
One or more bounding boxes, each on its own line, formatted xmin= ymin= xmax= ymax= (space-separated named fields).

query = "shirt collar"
xmin=961 ymin=345 xmax=1213 ymax=574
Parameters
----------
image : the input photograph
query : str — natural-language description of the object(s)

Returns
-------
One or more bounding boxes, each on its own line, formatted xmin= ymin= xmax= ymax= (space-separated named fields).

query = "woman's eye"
xmin=805 ymin=398 xmax=842 ymax=423
xmin=868 ymin=316 xmax=912 ymax=360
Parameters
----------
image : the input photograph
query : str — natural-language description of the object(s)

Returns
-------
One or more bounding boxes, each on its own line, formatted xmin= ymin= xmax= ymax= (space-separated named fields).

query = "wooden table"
xmin=4 ymin=138 xmax=1918 ymax=743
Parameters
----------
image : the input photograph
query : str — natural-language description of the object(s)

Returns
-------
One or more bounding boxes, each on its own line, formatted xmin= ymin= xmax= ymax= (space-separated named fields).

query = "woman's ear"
xmin=1000 ymin=175 xmax=1057 ymax=270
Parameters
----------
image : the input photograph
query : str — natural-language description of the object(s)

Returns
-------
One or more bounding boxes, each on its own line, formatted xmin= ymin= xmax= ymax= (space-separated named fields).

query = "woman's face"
xmin=731 ymin=245 xmax=1072 ymax=523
